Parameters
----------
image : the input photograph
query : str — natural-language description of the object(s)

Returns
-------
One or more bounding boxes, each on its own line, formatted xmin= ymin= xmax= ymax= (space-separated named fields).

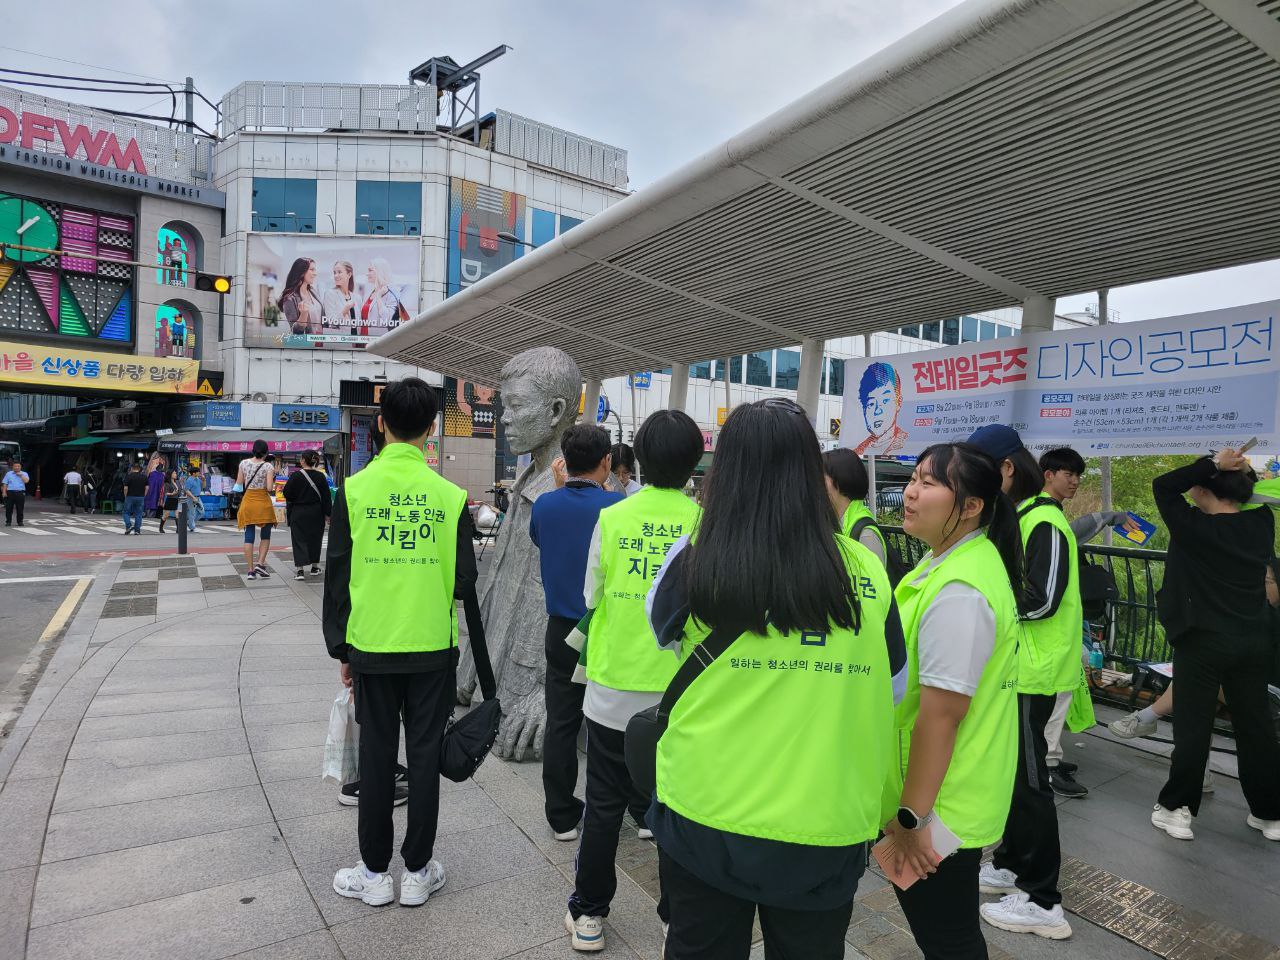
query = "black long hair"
xmin=686 ymin=398 xmax=860 ymax=635
xmin=1006 ymin=447 xmax=1045 ymax=503
xmin=915 ymin=442 xmax=1025 ymax=601
xmin=279 ymin=257 xmax=315 ymax=308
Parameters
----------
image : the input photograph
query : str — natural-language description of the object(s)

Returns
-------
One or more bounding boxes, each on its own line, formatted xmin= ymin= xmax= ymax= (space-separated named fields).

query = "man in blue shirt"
xmin=529 ymin=423 xmax=623 ymax=841
xmin=183 ymin=472 xmax=204 ymax=532
xmin=3 ymin=459 xmax=29 ymax=526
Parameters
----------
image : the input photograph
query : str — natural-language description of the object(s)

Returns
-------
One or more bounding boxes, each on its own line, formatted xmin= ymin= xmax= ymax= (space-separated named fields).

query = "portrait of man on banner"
xmin=853 ymin=361 xmax=909 ymax=456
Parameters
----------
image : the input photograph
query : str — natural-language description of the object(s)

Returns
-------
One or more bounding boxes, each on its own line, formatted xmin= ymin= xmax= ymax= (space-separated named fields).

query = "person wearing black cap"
xmin=964 ymin=424 xmax=1073 ymax=941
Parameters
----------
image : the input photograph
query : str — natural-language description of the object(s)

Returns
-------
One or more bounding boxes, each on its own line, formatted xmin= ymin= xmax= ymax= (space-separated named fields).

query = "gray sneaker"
xmin=1109 ymin=711 xmax=1157 ymax=739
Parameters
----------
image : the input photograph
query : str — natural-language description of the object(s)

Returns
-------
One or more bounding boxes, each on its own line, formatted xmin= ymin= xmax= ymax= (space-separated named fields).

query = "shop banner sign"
xmin=186 ymin=438 xmax=325 ymax=453
xmin=841 ymin=300 xmax=1279 ymax=457
xmin=0 ymin=340 xmax=201 ymax=394
xmin=272 ymin=404 xmax=338 ymax=430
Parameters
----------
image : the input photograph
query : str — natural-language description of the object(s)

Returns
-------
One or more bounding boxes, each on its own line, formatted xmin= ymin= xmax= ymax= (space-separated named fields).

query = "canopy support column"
xmin=797 ymin=338 xmax=825 ymax=423
xmin=668 ymin=363 xmax=690 ymax=412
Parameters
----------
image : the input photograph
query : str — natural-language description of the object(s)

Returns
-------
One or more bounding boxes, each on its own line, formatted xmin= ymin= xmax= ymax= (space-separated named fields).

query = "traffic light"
xmin=194 ymin=272 xmax=232 ymax=295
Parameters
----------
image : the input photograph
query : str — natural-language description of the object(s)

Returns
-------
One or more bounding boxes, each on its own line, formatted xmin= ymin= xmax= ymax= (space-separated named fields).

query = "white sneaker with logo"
xmin=978 ymin=861 xmax=1018 ymax=894
xmin=980 ymin=893 xmax=1073 ymax=939
xmin=565 ymin=910 xmax=605 ymax=952
xmin=333 ymin=861 xmax=394 ymax=905
xmin=1109 ymin=711 xmax=1157 ymax=739
xmin=400 ymin=859 xmax=446 ymax=906
xmin=1246 ymin=815 xmax=1280 ymax=841
xmin=1151 ymin=804 xmax=1195 ymax=840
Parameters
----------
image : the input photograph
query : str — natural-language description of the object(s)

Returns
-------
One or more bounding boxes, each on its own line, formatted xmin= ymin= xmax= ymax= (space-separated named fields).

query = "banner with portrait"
xmin=244 ymin=235 xmax=420 ymax=349
xmin=841 ymin=300 xmax=1280 ymax=457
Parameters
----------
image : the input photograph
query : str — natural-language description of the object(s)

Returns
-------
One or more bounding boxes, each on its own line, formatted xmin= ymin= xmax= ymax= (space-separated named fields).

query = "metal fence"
xmin=882 ymin=526 xmax=1170 ymax=666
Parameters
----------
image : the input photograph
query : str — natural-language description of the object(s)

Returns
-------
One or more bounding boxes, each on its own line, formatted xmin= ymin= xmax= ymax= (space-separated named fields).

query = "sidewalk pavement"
xmin=0 ymin=551 xmax=1277 ymax=960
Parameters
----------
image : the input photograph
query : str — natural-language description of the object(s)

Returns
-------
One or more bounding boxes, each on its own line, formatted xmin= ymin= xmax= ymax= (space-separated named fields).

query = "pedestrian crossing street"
xmin=0 ymin=516 xmax=242 ymax=537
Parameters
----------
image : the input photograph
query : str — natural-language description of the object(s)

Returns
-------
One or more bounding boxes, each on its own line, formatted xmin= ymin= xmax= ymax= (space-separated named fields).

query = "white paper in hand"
xmin=871 ymin=814 xmax=964 ymax=891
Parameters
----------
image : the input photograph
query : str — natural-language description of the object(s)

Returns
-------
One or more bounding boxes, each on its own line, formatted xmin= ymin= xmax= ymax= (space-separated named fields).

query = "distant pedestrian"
xmin=63 ymin=467 xmax=83 ymax=514
xmin=122 ymin=464 xmax=148 ymax=535
xmin=284 ymin=451 xmax=331 ymax=580
xmin=610 ymin=442 xmax=642 ymax=495
xmin=183 ymin=471 xmax=204 ymax=533
xmin=2 ymin=460 xmax=29 ymax=526
xmin=144 ymin=462 xmax=165 ymax=518
xmin=237 ymin=440 xmax=278 ymax=580
xmin=159 ymin=470 xmax=181 ymax=533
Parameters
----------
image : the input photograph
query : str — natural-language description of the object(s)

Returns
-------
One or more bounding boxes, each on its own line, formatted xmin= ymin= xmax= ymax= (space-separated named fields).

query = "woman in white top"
xmin=322 ymin=260 xmax=358 ymax=335
xmin=360 ymin=258 xmax=402 ymax=330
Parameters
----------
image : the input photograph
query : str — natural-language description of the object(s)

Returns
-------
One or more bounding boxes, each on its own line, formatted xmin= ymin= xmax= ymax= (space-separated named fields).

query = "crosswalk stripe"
xmin=10 ymin=526 xmax=54 ymax=535
xmin=50 ymin=526 xmax=99 ymax=535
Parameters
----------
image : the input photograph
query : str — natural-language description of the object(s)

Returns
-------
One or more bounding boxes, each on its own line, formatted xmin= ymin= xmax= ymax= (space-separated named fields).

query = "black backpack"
xmin=850 ymin=516 xmax=912 ymax=586
xmin=1078 ymin=561 xmax=1119 ymax=622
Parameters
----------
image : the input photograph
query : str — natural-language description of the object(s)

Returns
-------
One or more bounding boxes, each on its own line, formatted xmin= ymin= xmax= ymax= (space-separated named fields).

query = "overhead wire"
xmin=0 ymin=46 xmax=175 ymax=83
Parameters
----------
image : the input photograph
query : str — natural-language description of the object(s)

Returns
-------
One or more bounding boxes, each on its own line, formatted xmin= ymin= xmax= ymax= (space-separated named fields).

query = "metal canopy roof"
xmin=374 ymin=0 xmax=1280 ymax=384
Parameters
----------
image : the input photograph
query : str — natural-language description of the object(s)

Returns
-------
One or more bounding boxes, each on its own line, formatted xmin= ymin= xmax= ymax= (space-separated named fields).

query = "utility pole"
xmin=1098 ymin=289 xmax=1113 ymax=545
xmin=184 ymin=77 xmax=195 ymax=133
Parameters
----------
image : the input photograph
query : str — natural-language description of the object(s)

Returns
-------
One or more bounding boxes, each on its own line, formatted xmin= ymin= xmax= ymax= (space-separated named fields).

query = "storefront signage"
xmin=172 ymin=401 xmax=242 ymax=430
xmin=0 ymin=143 xmax=225 ymax=208
xmin=0 ymin=107 xmax=148 ymax=173
xmin=0 ymin=339 xmax=201 ymax=395
xmin=186 ymin=437 xmax=327 ymax=453
xmin=841 ymin=299 xmax=1280 ymax=457
xmin=339 ymin=379 xmax=392 ymax=408
xmin=272 ymin=404 xmax=339 ymax=430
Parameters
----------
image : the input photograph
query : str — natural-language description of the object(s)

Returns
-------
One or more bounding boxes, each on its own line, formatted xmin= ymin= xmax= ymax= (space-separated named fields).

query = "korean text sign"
xmin=0 ymin=340 xmax=201 ymax=395
xmin=840 ymin=300 xmax=1279 ymax=456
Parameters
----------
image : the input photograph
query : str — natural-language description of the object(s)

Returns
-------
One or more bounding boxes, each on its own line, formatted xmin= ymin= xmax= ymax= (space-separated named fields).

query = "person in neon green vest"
xmin=324 ymin=378 xmax=481 ymax=908
xmin=960 ymin=425 xmax=1073 ymax=940
xmin=882 ymin=442 xmax=1024 ymax=959
xmin=564 ymin=409 xmax=706 ymax=953
xmin=646 ymin=398 xmax=907 ymax=960
xmin=823 ymin=447 xmax=888 ymax=567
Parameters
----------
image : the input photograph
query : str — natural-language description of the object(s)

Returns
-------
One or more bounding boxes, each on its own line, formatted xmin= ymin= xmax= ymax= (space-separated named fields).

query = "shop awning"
xmin=59 ymin=436 xmax=108 ymax=449
xmin=102 ymin=435 xmax=156 ymax=449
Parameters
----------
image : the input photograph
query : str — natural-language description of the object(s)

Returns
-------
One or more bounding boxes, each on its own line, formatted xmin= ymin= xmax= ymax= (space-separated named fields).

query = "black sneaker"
xmin=1057 ymin=760 xmax=1079 ymax=776
xmin=294 ymin=570 xmax=306 ymax=581
xmin=1049 ymin=768 xmax=1089 ymax=798
xmin=254 ymin=564 xmax=271 ymax=578
xmin=339 ymin=780 xmax=410 ymax=807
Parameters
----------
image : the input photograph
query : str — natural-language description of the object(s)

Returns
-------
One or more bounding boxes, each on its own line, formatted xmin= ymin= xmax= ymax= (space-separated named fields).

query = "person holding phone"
xmin=885 ymin=442 xmax=1024 ymax=959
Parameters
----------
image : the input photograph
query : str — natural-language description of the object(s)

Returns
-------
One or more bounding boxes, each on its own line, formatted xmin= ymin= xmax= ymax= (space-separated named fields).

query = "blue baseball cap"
xmin=966 ymin=424 xmax=1026 ymax=461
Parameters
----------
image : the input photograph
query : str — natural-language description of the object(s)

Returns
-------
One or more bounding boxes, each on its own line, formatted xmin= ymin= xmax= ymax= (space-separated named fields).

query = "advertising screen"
xmin=244 ymin=235 xmax=420 ymax=349
xmin=446 ymin=178 xmax=525 ymax=296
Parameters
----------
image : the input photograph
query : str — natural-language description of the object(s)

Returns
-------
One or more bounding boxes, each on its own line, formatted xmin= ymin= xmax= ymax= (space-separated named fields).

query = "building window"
xmin=899 ymin=324 xmax=920 ymax=339
xmin=156 ymin=224 xmax=196 ymax=286
xmin=691 ymin=361 xmax=713 ymax=380
xmin=154 ymin=301 xmax=199 ymax=360
xmin=921 ymin=321 xmax=940 ymax=342
xmin=356 ymin=181 xmax=422 ymax=235
xmin=775 ymin=349 xmax=801 ymax=390
xmin=251 ymin=178 xmax=317 ymax=232
xmin=980 ymin=319 xmax=997 ymax=340
xmin=826 ymin=358 xmax=845 ymax=397
xmin=560 ymin=214 xmax=583 ymax=233
xmin=746 ymin=351 xmax=773 ymax=387
xmin=943 ymin=317 xmax=960 ymax=345
xmin=961 ymin=316 xmax=979 ymax=343
xmin=995 ymin=323 xmax=1014 ymax=338
xmin=714 ymin=356 xmax=743 ymax=382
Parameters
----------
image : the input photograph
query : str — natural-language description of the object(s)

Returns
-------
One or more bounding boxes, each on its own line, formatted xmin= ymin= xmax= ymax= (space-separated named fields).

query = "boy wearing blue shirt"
xmin=530 ymin=424 xmax=623 ymax=841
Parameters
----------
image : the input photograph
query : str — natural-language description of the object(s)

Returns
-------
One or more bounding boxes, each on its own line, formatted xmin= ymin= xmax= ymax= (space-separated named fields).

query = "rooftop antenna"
xmin=409 ymin=45 xmax=511 ymax=143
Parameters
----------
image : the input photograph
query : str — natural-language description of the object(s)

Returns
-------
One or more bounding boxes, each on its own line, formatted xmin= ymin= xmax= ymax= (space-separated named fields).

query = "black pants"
xmin=288 ymin=502 xmax=325 ymax=568
xmin=4 ymin=491 xmax=24 ymax=525
xmin=896 ymin=847 xmax=987 ymax=960
xmin=1158 ymin=629 xmax=1280 ymax=818
xmin=66 ymin=484 xmax=81 ymax=513
xmin=993 ymin=692 xmax=1061 ymax=908
xmin=543 ymin=615 xmax=585 ymax=833
xmin=661 ymin=848 xmax=853 ymax=960
xmin=353 ymin=668 xmax=454 ymax=873
xmin=570 ymin=719 xmax=654 ymax=918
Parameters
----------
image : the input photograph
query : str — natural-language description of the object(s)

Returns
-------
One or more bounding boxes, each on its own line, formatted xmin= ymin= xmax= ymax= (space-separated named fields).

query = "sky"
xmin=3 ymin=0 xmax=1275 ymax=323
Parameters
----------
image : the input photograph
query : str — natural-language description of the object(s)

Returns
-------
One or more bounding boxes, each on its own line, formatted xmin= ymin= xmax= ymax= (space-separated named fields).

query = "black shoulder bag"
xmin=624 ymin=624 xmax=738 ymax=798
xmin=440 ymin=584 xmax=502 ymax=782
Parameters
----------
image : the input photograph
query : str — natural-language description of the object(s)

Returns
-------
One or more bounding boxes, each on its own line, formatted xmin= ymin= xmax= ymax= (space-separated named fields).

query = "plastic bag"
xmin=322 ymin=686 xmax=359 ymax=785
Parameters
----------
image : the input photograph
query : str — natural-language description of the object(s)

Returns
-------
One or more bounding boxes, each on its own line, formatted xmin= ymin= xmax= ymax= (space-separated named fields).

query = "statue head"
xmin=498 ymin=346 xmax=581 ymax=457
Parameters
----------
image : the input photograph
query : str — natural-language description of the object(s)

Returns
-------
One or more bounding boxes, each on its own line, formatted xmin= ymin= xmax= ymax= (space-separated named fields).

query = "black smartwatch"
xmin=896 ymin=805 xmax=932 ymax=830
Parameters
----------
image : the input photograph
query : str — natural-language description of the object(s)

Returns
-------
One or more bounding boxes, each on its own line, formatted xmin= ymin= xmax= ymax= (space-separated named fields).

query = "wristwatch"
xmin=896 ymin=805 xmax=934 ymax=831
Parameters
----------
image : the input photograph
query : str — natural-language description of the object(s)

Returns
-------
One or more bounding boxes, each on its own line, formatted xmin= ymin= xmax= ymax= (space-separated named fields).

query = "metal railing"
xmin=882 ymin=526 xmax=1170 ymax=666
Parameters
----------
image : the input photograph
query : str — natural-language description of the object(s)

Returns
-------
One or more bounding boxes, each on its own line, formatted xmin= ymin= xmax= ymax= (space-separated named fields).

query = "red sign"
xmin=0 ymin=108 xmax=148 ymax=174
xmin=911 ymin=347 xmax=1028 ymax=395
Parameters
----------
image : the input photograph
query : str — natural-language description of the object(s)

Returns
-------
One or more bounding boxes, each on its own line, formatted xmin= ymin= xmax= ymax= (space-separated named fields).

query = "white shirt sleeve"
xmin=583 ymin=521 xmax=606 ymax=609
xmin=917 ymin=582 xmax=996 ymax=697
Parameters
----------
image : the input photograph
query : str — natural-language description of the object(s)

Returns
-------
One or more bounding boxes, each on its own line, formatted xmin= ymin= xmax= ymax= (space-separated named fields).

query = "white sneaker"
xmin=978 ymin=861 xmax=1018 ymax=894
xmin=1203 ymin=769 xmax=1215 ymax=793
xmin=1151 ymin=804 xmax=1195 ymax=840
xmin=1246 ymin=815 xmax=1280 ymax=841
xmin=565 ymin=910 xmax=605 ymax=952
xmin=638 ymin=827 xmax=654 ymax=840
xmin=1109 ymin=711 xmax=1157 ymax=739
xmin=980 ymin=892 xmax=1072 ymax=939
xmin=333 ymin=861 xmax=395 ymax=905
xmin=400 ymin=859 xmax=446 ymax=906
xmin=554 ymin=826 xmax=579 ymax=842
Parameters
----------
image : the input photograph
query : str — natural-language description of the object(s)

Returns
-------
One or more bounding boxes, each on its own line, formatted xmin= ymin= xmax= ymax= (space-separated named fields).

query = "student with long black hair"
xmin=886 ymin=442 xmax=1023 ymax=959
xmin=823 ymin=447 xmax=888 ymax=567
xmin=965 ymin=425 xmax=1074 ymax=940
xmin=647 ymin=398 xmax=907 ymax=960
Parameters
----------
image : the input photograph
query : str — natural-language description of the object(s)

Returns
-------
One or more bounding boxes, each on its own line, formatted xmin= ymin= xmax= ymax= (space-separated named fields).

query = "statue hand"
xmin=494 ymin=688 xmax=546 ymax=762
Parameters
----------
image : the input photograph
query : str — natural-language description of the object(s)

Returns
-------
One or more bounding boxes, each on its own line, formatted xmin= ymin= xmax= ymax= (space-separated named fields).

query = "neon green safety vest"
xmin=657 ymin=536 xmax=896 ymax=845
xmin=1017 ymin=498 xmax=1082 ymax=694
xmin=342 ymin=443 xmax=467 ymax=654
xmin=588 ymin=486 xmax=702 ymax=691
xmin=1244 ymin=477 xmax=1280 ymax=510
xmin=891 ymin=533 xmax=1020 ymax=848
xmin=842 ymin=501 xmax=887 ymax=556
